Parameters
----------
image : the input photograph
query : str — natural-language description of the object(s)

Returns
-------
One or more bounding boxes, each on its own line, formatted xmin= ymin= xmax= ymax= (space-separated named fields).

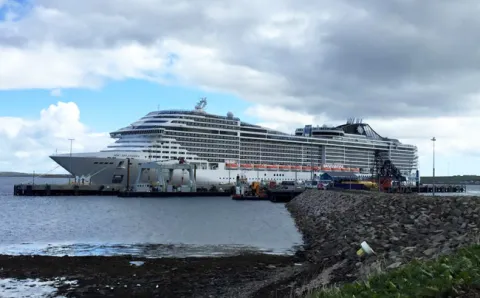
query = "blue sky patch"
xmin=0 ymin=0 xmax=33 ymax=22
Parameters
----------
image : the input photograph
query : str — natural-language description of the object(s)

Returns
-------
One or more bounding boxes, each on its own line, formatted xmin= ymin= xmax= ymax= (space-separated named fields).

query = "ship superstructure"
xmin=50 ymin=99 xmax=418 ymax=186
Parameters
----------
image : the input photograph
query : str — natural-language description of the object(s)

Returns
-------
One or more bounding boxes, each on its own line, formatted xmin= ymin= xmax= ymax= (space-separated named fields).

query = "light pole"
xmin=68 ymin=138 xmax=75 ymax=183
xmin=431 ymin=137 xmax=436 ymax=196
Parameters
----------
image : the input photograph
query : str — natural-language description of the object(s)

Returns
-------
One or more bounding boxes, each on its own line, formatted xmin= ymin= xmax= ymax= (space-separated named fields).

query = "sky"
xmin=0 ymin=0 xmax=479 ymax=176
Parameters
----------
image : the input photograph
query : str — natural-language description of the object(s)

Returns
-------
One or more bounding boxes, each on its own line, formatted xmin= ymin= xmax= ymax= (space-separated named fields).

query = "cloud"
xmin=2 ymin=0 xmax=479 ymax=118
xmin=1 ymin=0 xmax=480 ymax=174
xmin=0 ymin=101 xmax=111 ymax=173
xmin=246 ymin=104 xmax=480 ymax=176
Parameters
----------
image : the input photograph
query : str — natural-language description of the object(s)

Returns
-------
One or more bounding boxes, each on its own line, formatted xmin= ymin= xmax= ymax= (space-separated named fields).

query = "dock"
xmin=267 ymin=189 xmax=304 ymax=202
xmin=383 ymin=184 xmax=467 ymax=193
xmin=13 ymin=183 xmax=233 ymax=198
xmin=119 ymin=191 xmax=231 ymax=198
xmin=14 ymin=184 xmax=120 ymax=196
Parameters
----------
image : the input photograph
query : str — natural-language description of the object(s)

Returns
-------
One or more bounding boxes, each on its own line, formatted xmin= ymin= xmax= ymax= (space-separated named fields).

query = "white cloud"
xmin=1 ymin=0 xmax=480 ymax=175
xmin=246 ymin=104 xmax=480 ymax=176
xmin=0 ymin=101 xmax=111 ymax=173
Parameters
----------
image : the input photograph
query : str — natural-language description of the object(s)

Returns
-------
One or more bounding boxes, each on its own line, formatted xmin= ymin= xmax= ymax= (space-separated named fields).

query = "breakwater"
xmin=285 ymin=190 xmax=480 ymax=295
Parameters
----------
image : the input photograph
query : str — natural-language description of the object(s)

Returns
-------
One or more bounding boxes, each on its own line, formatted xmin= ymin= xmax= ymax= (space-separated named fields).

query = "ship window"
xmin=94 ymin=162 xmax=98 ymax=164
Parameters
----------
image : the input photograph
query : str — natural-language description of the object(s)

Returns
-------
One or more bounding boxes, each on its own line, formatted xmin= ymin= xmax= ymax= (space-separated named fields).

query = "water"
xmin=0 ymin=177 xmax=303 ymax=257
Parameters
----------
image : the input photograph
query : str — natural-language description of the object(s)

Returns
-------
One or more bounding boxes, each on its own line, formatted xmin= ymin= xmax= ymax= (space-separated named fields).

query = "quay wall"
xmin=286 ymin=190 xmax=480 ymax=286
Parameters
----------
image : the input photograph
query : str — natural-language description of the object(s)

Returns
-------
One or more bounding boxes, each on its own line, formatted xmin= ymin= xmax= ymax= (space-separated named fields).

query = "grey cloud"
xmin=4 ymin=0 xmax=480 ymax=119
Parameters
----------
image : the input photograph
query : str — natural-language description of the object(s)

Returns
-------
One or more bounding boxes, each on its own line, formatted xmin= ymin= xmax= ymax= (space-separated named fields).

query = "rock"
xmin=423 ymin=248 xmax=436 ymax=256
xmin=386 ymin=262 xmax=402 ymax=269
xmin=452 ymin=209 xmax=462 ymax=217
xmin=286 ymin=189 xmax=480 ymax=287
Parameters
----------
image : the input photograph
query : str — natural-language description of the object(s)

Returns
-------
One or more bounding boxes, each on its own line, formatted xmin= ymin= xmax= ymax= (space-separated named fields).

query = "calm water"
xmin=0 ymin=177 xmax=303 ymax=257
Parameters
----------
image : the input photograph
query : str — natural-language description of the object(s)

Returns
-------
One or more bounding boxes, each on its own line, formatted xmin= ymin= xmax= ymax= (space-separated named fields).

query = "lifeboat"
xmin=313 ymin=166 xmax=320 ymax=171
xmin=340 ymin=167 xmax=349 ymax=172
xmin=279 ymin=165 xmax=291 ymax=171
xmin=267 ymin=165 xmax=279 ymax=170
xmin=332 ymin=167 xmax=342 ymax=172
xmin=302 ymin=166 xmax=312 ymax=171
xmin=321 ymin=166 xmax=332 ymax=171
xmin=240 ymin=164 xmax=254 ymax=169
xmin=225 ymin=163 xmax=238 ymax=169
xmin=254 ymin=164 xmax=267 ymax=170
xmin=292 ymin=165 xmax=302 ymax=171
xmin=351 ymin=168 xmax=360 ymax=172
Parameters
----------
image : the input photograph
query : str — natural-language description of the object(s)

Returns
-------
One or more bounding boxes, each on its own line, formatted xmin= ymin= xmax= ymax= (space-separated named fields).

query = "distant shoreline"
xmin=0 ymin=172 xmax=73 ymax=178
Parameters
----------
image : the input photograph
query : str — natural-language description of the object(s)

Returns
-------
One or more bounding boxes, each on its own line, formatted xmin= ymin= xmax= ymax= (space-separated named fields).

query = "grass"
xmin=308 ymin=245 xmax=480 ymax=298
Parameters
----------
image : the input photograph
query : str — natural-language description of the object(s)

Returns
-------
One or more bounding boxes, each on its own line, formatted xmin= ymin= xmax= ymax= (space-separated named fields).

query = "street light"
xmin=431 ymin=137 xmax=436 ymax=196
xmin=68 ymin=138 xmax=75 ymax=183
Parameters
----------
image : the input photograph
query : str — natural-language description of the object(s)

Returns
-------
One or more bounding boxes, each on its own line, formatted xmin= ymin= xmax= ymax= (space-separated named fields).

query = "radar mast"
xmin=195 ymin=98 xmax=207 ymax=112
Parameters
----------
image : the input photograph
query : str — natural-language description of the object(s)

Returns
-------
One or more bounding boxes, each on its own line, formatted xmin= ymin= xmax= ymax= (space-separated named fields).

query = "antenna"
xmin=195 ymin=97 xmax=207 ymax=111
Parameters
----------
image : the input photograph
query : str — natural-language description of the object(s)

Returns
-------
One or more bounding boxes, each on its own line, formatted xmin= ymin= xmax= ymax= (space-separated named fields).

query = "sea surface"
xmin=0 ymin=177 xmax=303 ymax=258
xmin=2 ymin=177 xmax=479 ymax=258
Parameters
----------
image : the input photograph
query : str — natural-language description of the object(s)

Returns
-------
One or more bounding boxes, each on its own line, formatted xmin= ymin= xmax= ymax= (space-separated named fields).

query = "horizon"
xmin=1 ymin=0 xmax=479 ymax=176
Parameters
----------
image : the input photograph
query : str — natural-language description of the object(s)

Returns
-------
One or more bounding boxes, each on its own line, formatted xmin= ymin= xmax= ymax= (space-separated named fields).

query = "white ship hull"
xmin=49 ymin=100 xmax=418 ymax=185
xmin=50 ymin=154 xmax=317 ymax=187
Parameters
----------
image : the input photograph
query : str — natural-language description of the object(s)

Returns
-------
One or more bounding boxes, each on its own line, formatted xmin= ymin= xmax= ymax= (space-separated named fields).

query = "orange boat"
xmin=332 ymin=167 xmax=342 ymax=171
xmin=292 ymin=165 xmax=302 ymax=171
xmin=351 ymin=168 xmax=360 ymax=172
xmin=267 ymin=165 xmax=279 ymax=170
xmin=254 ymin=164 xmax=267 ymax=170
xmin=279 ymin=165 xmax=290 ymax=170
xmin=225 ymin=163 xmax=238 ymax=169
xmin=240 ymin=164 xmax=254 ymax=169
xmin=302 ymin=166 xmax=312 ymax=171
xmin=321 ymin=166 xmax=332 ymax=171
xmin=313 ymin=166 xmax=320 ymax=171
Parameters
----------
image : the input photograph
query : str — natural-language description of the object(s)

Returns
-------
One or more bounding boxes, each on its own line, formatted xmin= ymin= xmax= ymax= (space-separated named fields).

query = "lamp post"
xmin=68 ymin=138 xmax=75 ymax=183
xmin=431 ymin=137 xmax=436 ymax=196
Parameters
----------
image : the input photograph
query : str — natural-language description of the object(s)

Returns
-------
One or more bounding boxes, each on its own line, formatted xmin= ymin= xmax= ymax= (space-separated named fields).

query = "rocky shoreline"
xmin=3 ymin=190 xmax=480 ymax=297
xmin=285 ymin=190 xmax=480 ymax=295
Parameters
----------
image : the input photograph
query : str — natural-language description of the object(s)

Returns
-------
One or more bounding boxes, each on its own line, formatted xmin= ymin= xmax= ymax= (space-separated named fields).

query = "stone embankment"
xmin=286 ymin=190 xmax=480 ymax=295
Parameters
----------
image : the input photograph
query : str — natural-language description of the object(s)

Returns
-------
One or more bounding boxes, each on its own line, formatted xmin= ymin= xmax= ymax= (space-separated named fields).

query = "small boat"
xmin=266 ymin=165 xmax=279 ymax=170
xmin=240 ymin=164 xmax=254 ymax=169
xmin=302 ymin=166 xmax=312 ymax=171
xmin=225 ymin=163 xmax=238 ymax=169
xmin=322 ymin=167 xmax=332 ymax=171
xmin=313 ymin=166 xmax=320 ymax=171
xmin=351 ymin=168 xmax=360 ymax=172
xmin=292 ymin=165 xmax=302 ymax=171
xmin=254 ymin=164 xmax=267 ymax=170
xmin=332 ymin=167 xmax=342 ymax=171
xmin=279 ymin=165 xmax=291 ymax=171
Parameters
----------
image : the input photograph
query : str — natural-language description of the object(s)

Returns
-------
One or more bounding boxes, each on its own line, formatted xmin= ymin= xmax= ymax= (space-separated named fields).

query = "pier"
xmin=14 ymin=184 xmax=120 ymax=196
xmin=12 ymin=180 xmax=468 ymax=199
xmin=383 ymin=184 xmax=467 ymax=194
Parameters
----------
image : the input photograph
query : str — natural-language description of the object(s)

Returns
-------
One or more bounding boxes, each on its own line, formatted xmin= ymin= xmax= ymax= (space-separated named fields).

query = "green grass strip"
xmin=309 ymin=245 xmax=480 ymax=298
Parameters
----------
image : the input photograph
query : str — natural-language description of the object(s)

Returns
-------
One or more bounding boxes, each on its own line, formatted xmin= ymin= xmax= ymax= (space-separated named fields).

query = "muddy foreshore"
xmin=0 ymin=253 xmax=311 ymax=298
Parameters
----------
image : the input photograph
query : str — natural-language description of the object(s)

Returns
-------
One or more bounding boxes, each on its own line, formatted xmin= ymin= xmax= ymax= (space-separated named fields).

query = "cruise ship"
xmin=50 ymin=99 xmax=418 ymax=187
